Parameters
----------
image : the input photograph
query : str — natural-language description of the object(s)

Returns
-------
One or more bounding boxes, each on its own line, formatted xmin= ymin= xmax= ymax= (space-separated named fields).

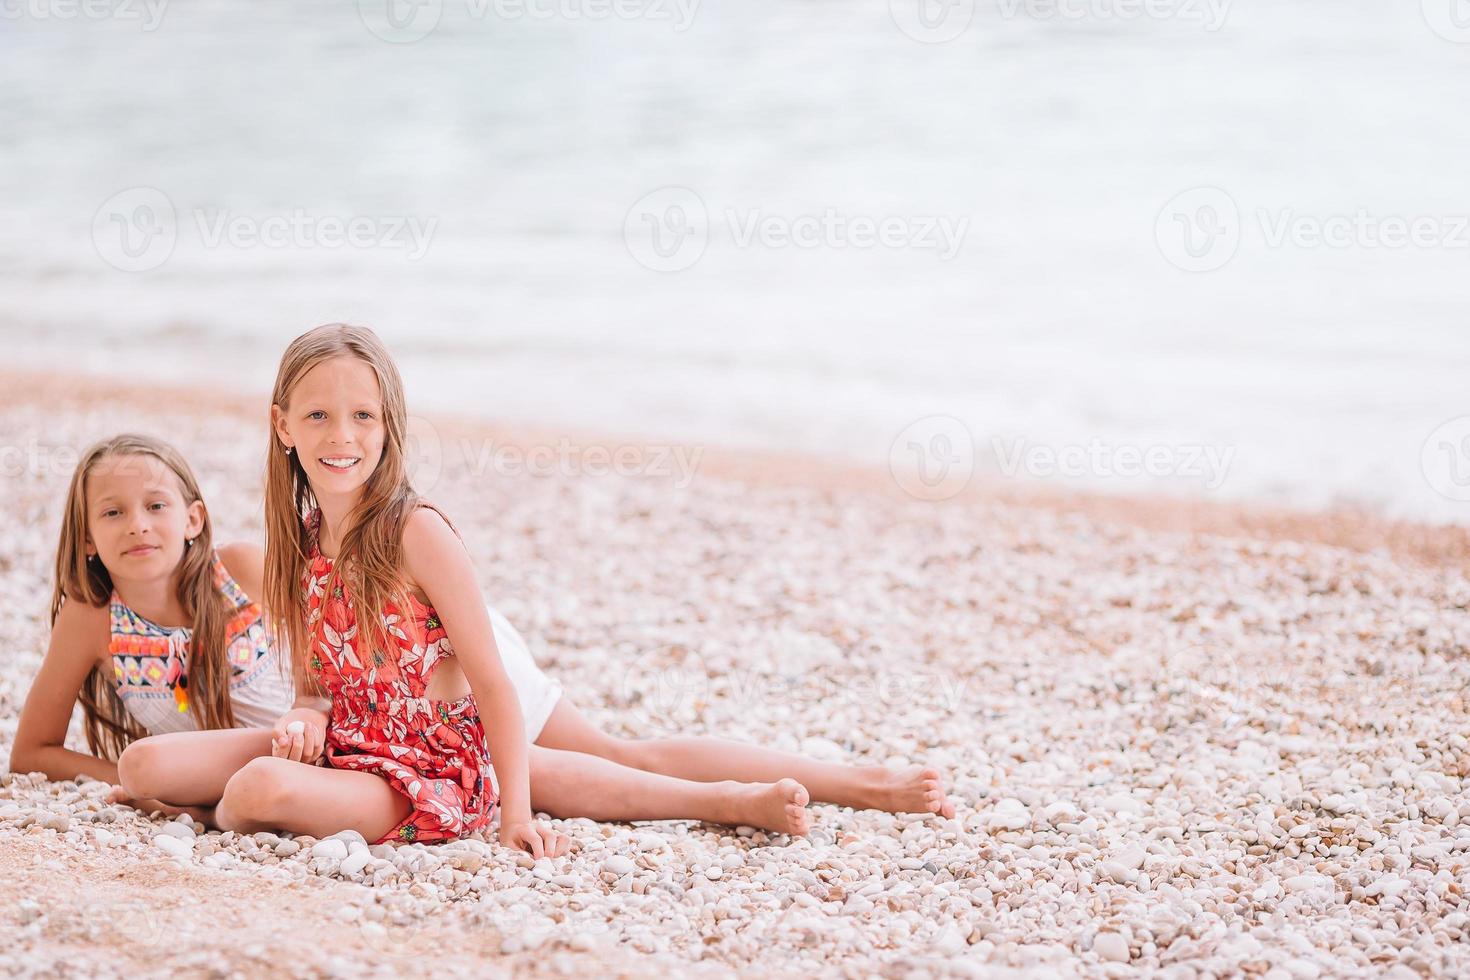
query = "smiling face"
xmin=84 ymin=453 xmax=205 ymax=585
xmin=271 ymin=355 xmax=386 ymax=508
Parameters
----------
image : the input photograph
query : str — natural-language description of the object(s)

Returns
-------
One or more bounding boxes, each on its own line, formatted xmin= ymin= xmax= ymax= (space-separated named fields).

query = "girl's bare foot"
xmin=867 ymin=765 xmax=956 ymax=818
xmin=723 ymin=777 xmax=811 ymax=836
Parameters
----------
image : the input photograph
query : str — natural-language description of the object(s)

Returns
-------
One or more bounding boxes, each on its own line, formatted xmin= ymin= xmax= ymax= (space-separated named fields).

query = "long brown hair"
xmin=51 ymin=434 xmax=236 ymax=760
xmin=264 ymin=324 xmax=428 ymax=696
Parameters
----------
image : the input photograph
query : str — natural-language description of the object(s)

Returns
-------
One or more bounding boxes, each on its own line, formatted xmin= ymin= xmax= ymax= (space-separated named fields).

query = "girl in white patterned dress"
xmin=10 ymin=434 xmax=293 ymax=820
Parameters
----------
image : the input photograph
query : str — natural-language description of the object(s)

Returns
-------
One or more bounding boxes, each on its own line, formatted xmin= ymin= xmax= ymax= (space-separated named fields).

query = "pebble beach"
xmin=3 ymin=372 xmax=1470 ymax=979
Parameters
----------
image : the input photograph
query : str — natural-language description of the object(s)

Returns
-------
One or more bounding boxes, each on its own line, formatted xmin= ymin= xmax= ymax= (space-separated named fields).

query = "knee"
xmin=116 ymin=737 xmax=167 ymax=800
xmin=218 ymin=757 xmax=292 ymax=827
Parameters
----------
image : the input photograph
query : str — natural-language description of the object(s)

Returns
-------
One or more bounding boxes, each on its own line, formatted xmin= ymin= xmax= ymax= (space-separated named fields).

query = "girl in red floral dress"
xmin=300 ymin=505 xmax=494 ymax=844
xmin=210 ymin=327 xmax=569 ymax=857
xmin=212 ymin=324 xmax=952 ymax=854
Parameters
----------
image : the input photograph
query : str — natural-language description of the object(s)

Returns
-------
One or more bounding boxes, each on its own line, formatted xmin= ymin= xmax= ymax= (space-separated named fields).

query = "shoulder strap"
xmin=107 ymin=589 xmax=134 ymax=640
xmin=212 ymin=550 xmax=253 ymax=611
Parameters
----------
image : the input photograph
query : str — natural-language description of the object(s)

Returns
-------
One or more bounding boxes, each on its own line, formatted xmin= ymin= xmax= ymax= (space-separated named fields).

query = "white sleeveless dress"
xmin=108 ymin=551 xmax=294 ymax=734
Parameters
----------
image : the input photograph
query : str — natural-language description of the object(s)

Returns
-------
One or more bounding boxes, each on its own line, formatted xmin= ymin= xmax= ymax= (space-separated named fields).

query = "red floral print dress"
xmin=303 ymin=508 xmax=498 ymax=844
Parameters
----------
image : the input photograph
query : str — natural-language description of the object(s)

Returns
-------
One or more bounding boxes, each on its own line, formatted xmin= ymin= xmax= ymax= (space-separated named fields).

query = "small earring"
xmin=87 ymin=553 xmax=98 ymax=562
xmin=284 ymin=446 xmax=294 ymax=457
xmin=187 ymin=538 xmax=195 ymax=548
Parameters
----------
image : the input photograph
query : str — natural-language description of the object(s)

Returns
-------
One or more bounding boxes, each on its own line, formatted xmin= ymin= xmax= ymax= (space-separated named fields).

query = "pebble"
xmin=310 ymin=839 xmax=349 ymax=862
xmin=984 ymin=799 xmax=1030 ymax=831
xmin=156 ymin=822 xmax=196 ymax=841
xmin=1365 ymin=876 xmax=1410 ymax=899
xmin=39 ymin=812 xmax=70 ymax=833
xmin=1093 ymin=932 xmax=1130 ymax=962
xmin=1285 ymin=874 xmax=1332 ymax=894
xmin=1283 ymin=959 xmax=1322 ymax=979
xmin=339 ymin=851 xmax=373 ymax=878
xmin=326 ymin=829 xmax=367 ymax=849
xmin=449 ymin=854 xmax=484 ymax=874
xmin=1112 ymin=844 xmax=1146 ymax=871
xmin=152 ymin=834 xmax=193 ymax=860
xmin=932 ymin=924 xmax=967 ymax=956
xmin=602 ymin=855 xmax=637 ymax=877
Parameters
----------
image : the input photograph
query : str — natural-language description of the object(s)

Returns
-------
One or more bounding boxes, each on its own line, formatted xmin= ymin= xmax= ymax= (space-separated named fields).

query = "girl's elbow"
xmin=9 ymin=738 xmax=86 ymax=783
xmin=7 ymin=741 xmax=44 ymax=778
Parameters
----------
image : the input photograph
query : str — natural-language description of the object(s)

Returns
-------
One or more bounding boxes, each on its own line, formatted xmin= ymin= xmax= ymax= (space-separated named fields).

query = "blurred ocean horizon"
xmin=2 ymin=1 xmax=1469 ymax=523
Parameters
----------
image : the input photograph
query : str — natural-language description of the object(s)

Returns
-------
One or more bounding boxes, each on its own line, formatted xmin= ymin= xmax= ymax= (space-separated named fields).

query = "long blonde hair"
xmin=263 ymin=324 xmax=431 ymax=695
xmin=51 ymin=434 xmax=236 ymax=760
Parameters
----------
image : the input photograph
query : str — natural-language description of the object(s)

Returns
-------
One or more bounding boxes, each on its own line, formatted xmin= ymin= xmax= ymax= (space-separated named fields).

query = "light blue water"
xmin=2 ymin=1 xmax=1468 ymax=521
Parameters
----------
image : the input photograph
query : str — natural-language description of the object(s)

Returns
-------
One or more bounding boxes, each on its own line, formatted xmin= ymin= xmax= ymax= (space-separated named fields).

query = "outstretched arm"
xmin=401 ymin=507 xmax=565 ymax=858
xmin=11 ymin=599 xmax=120 ymax=784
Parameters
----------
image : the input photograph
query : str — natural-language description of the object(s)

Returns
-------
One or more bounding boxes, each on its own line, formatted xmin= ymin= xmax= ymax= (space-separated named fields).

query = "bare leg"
xmin=536 ymin=698 xmax=955 ymax=818
xmin=214 ymin=756 xmax=412 ymax=841
xmin=526 ymin=744 xmax=811 ymax=836
xmin=214 ymin=748 xmax=811 ymax=839
xmin=117 ymin=728 xmax=275 ymax=807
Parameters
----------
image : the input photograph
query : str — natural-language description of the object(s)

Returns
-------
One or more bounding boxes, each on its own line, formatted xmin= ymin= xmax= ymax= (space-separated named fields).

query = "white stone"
xmin=1285 ymin=874 xmax=1332 ymax=895
xmin=985 ymin=798 xmax=1030 ymax=831
xmin=152 ymin=834 xmax=193 ymax=860
xmin=1099 ymin=794 xmax=1144 ymax=815
xmin=325 ymin=829 xmax=367 ymax=849
xmin=339 ymin=851 xmax=372 ymax=878
xmin=1283 ymin=959 xmax=1322 ymax=980
xmin=602 ymin=855 xmax=636 ymax=876
xmin=1112 ymin=845 xmax=1146 ymax=871
xmin=310 ymin=839 xmax=349 ymax=862
xmin=932 ymin=924 xmax=967 ymax=956
xmin=1365 ymin=876 xmax=1409 ymax=899
xmin=1093 ymin=932 xmax=1130 ymax=962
